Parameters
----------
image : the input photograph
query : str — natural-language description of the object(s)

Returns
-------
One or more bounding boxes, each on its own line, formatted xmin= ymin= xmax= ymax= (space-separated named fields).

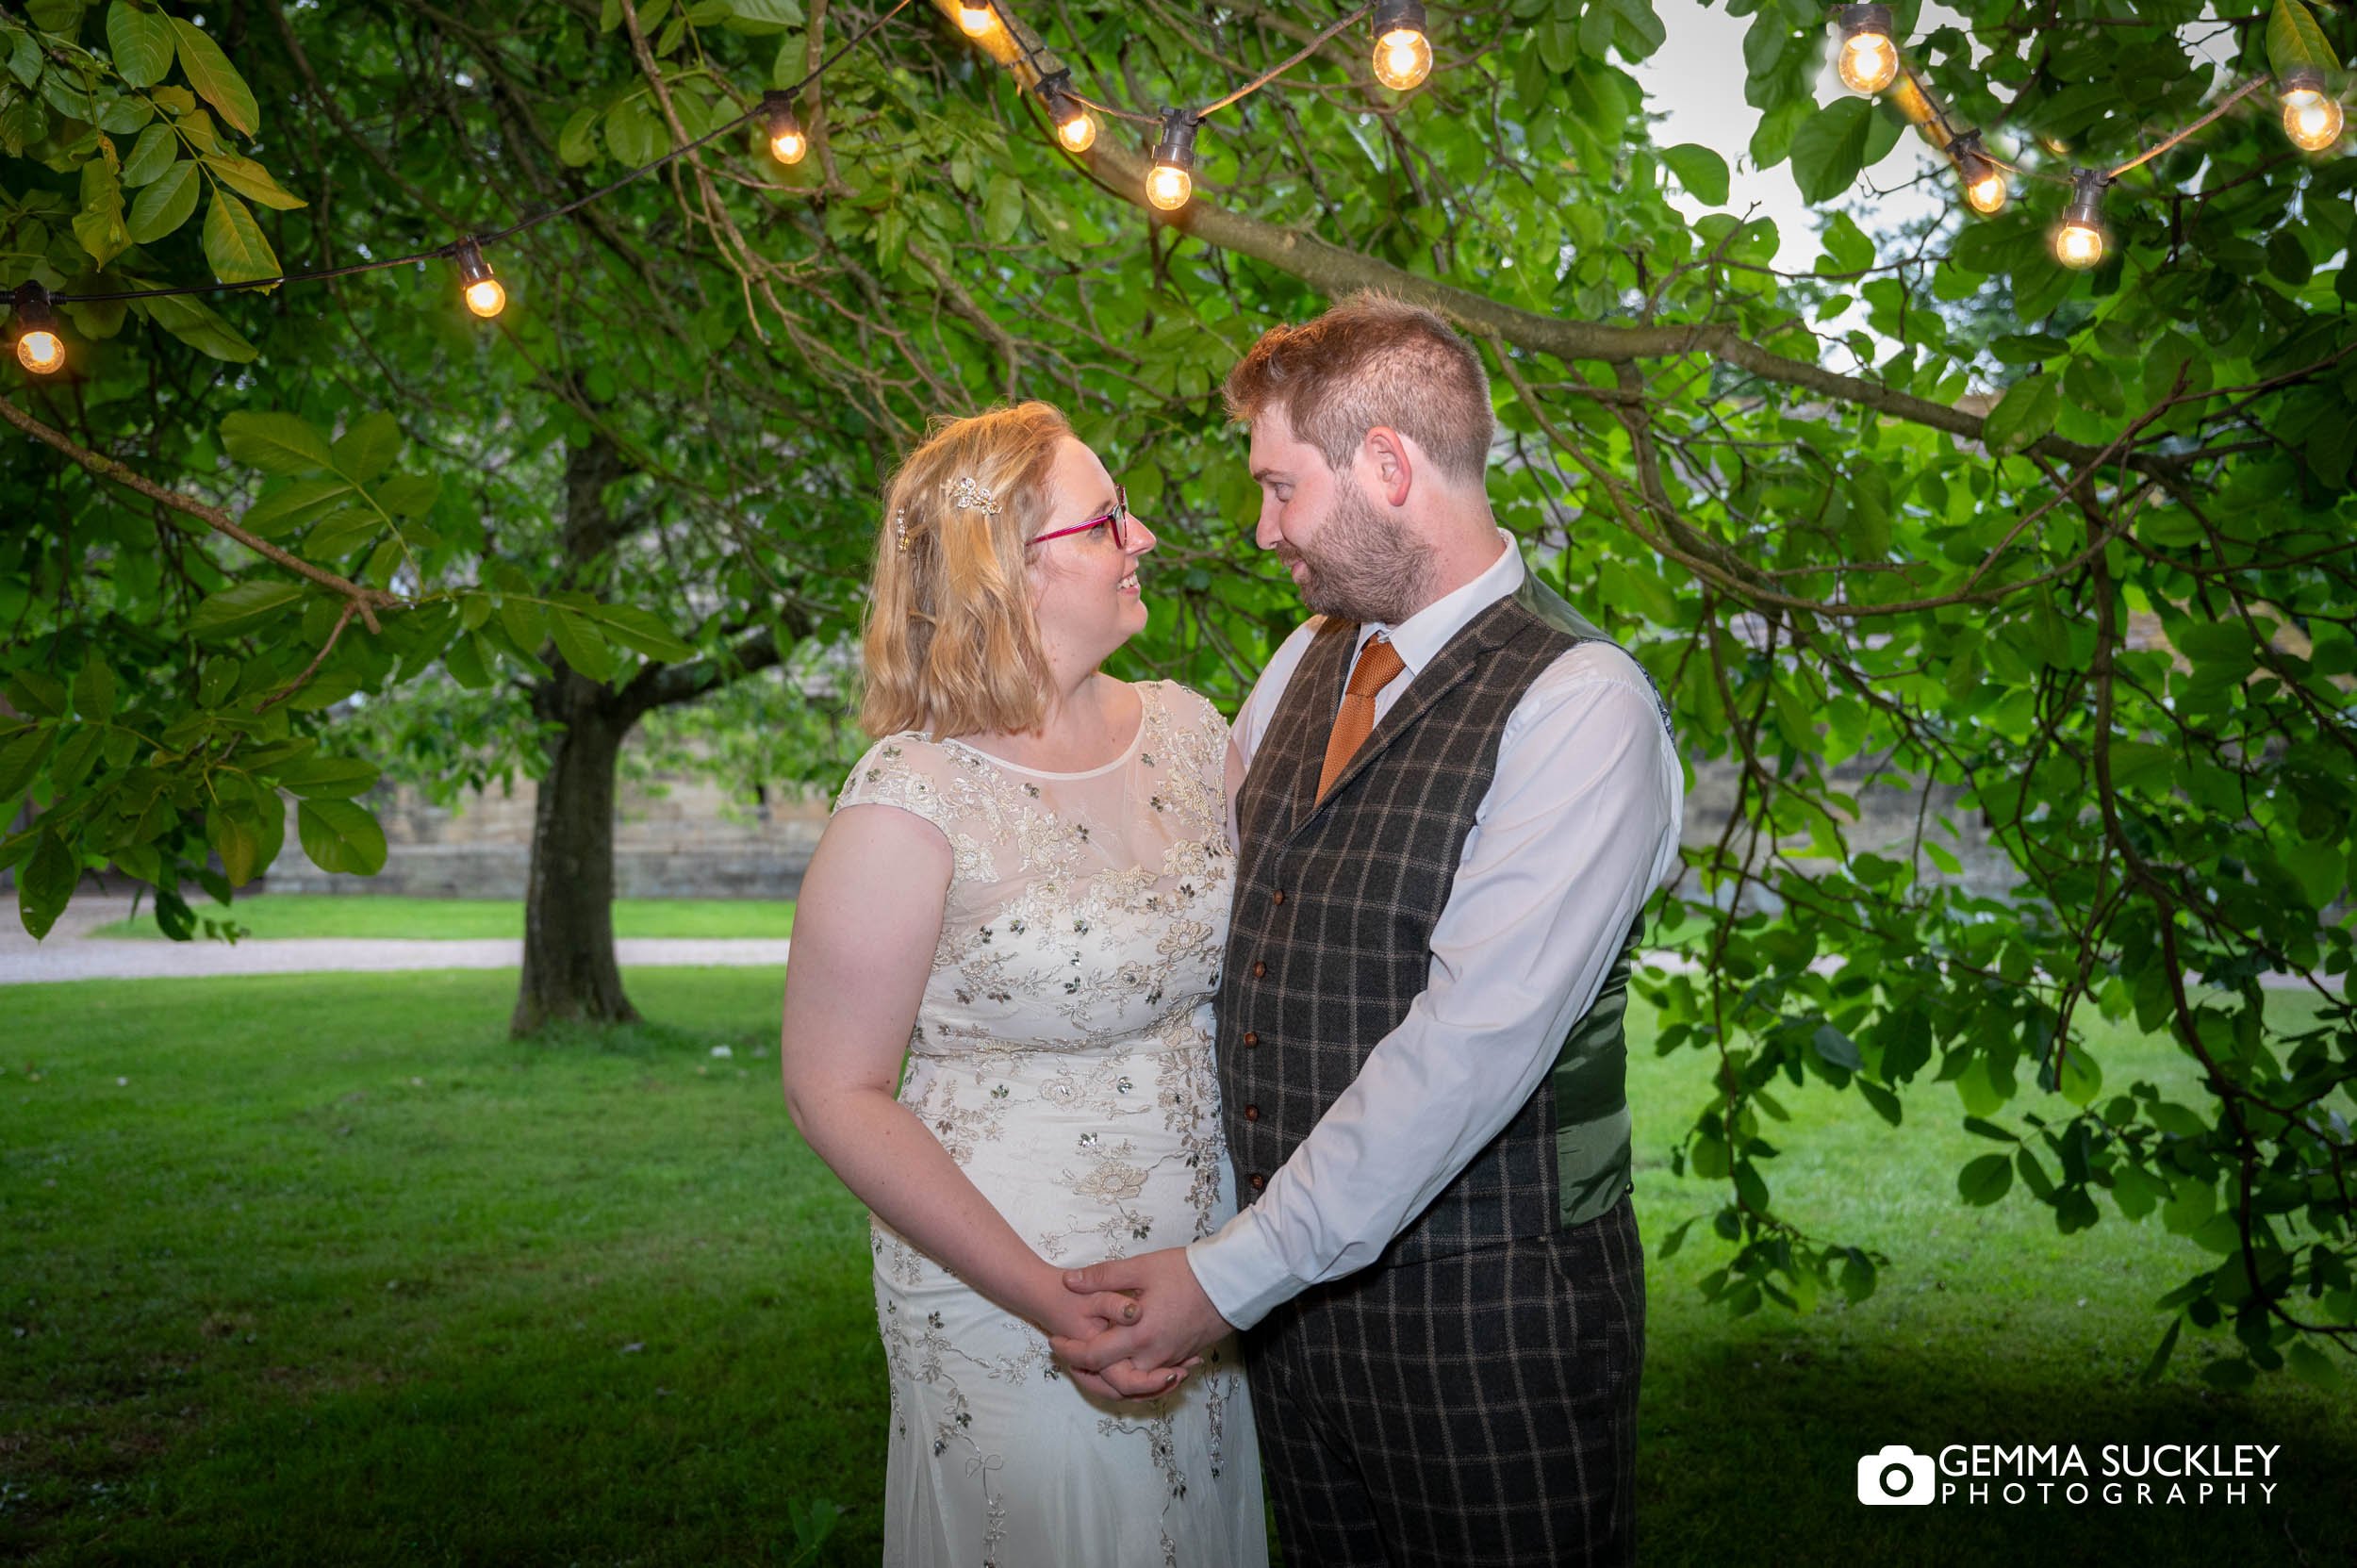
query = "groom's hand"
xmin=1049 ymin=1247 xmax=1232 ymax=1399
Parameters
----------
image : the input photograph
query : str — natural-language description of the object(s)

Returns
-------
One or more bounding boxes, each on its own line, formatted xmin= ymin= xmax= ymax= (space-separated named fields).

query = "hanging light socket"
xmin=2052 ymin=168 xmax=2108 ymax=271
xmin=10 ymin=280 xmax=65 ymax=375
xmin=1370 ymin=0 xmax=1433 ymax=91
xmin=1836 ymin=3 xmax=1899 ymax=95
xmin=1035 ymin=69 xmax=1096 ymax=154
xmin=1146 ymin=108 xmax=1199 ymax=212
xmin=2278 ymin=65 xmax=2345 ymax=152
xmin=453 ymin=236 xmax=507 ymax=319
xmin=761 ymin=90 xmax=809 ymax=164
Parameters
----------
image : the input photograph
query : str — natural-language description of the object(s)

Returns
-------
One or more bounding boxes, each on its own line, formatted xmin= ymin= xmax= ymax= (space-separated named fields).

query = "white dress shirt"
xmin=1186 ymin=528 xmax=1685 ymax=1330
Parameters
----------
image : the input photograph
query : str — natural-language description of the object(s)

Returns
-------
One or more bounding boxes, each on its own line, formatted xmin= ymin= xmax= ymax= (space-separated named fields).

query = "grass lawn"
xmin=87 ymin=894 xmax=796 ymax=941
xmin=3 ymin=969 xmax=2351 ymax=1565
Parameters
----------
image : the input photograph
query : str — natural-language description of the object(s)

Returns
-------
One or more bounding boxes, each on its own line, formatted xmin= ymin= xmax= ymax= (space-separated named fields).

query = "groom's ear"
xmin=1363 ymin=425 xmax=1415 ymax=507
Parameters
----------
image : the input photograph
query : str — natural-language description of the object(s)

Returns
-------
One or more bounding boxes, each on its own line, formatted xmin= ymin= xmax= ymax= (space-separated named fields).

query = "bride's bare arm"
xmin=780 ymin=802 xmax=1139 ymax=1345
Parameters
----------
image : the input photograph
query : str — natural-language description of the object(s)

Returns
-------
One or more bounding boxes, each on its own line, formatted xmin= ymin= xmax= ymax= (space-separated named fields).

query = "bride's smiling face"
xmin=1026 ymin=437 xmax=1157 ymax=666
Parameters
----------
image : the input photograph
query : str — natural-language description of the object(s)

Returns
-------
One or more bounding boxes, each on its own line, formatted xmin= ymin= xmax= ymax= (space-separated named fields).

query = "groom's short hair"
xmin=1223 ymin=291 xmax=1493 ymax=484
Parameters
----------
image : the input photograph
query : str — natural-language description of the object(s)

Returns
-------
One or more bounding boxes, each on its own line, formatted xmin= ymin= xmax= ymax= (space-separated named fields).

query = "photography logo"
xmin=1857 ymin=1444 xmax=1937 ymax=1506
xmin=1854 ymin=1443 xmax=2282 ymax=1508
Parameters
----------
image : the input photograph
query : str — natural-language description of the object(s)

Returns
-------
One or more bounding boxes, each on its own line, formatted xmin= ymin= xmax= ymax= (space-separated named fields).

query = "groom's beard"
xmin=1278 ymin=482 xmax=1436 ymax=626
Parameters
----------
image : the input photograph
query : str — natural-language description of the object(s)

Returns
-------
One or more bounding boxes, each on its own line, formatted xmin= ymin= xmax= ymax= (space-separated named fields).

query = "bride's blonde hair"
xmin=860 ymin=402 xmax=1070 ymax=740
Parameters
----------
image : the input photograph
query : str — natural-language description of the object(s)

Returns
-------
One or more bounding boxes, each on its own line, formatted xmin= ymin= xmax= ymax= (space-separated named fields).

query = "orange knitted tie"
xmin=1316 ymin=634 xmax=1408 ymax=804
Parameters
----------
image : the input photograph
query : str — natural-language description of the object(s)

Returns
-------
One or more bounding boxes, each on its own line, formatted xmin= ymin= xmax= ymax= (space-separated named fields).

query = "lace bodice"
xmin=832 ymin=679 xmax=1234 ymax=1059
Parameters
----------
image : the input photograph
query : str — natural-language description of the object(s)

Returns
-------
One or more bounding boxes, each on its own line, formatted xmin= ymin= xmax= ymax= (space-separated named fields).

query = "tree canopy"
xmin=5 ymin=0 xmax=2354 ymax=1386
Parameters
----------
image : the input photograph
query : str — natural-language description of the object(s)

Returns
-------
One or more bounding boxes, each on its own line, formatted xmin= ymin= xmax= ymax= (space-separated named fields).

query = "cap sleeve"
xmin=833 ymin=734 xmax=963 ymax=836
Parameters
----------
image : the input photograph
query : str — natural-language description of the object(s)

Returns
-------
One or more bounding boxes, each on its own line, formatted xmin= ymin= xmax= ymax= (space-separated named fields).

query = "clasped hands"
xmin=1046 ymin=1245 xmax=1233 ymax=1402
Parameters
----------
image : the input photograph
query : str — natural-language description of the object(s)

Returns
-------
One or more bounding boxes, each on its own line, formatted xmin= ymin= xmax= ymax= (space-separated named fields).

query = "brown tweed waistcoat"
xmin=1216 ymin=569 xmax=1658 ymax=1267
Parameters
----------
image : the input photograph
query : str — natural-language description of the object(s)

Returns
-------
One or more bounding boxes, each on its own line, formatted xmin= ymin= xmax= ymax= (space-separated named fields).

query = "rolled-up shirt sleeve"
xmin=1186 ymin=648 xmax=1681 ymax=1329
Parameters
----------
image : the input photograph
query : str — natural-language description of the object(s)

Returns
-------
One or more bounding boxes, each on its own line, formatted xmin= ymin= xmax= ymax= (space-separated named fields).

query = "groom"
xmin=1053 ymin=291 xmax=1682 ymax=1564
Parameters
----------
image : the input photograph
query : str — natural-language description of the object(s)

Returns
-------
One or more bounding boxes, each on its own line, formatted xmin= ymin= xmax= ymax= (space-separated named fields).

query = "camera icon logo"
xmin=1856 ymin=1444 xmax=1937 ymax=1506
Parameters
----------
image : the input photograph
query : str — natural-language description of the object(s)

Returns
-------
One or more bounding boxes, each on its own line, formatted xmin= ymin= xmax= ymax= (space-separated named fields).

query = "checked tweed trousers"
xmin=1245 ymin=1193 xmax=1645 ymax=1567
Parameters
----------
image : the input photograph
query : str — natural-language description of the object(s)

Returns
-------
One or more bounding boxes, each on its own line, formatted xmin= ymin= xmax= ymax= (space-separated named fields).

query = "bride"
xmin=780 ymin=402 xmax=1267 ymax=1566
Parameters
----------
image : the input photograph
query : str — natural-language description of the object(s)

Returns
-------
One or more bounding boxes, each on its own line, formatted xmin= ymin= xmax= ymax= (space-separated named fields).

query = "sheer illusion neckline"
xmin=944 ymin=683 xmax=1154 ymax=780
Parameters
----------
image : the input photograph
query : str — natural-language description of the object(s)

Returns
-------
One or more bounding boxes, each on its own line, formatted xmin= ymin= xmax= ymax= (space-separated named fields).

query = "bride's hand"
xmin=1019 ymin=1259 xmax=1142 ymax=1344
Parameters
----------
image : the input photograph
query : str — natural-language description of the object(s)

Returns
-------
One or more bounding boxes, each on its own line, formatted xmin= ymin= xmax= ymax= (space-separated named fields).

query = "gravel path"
xmin=1 ymin=897 xmax=791 ymax=984
xmin=3 ymin=896 xmax=2335 ymax=994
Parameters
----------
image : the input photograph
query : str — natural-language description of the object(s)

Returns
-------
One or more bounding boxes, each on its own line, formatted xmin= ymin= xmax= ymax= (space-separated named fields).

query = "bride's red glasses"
xmin=1027 ymin=485 xmax=1129 ymax=550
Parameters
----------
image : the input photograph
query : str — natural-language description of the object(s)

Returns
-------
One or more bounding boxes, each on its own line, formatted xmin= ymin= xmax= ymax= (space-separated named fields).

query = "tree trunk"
xmin=510 ymin=432 xmax=641 ymax=1038
xmin=511 ymin=674 xmax=640 ymax=1036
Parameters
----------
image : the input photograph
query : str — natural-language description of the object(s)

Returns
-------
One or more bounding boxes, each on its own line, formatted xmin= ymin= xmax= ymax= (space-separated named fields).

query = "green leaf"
xmin=332 ymin=411 xmax=403 ymax=485
xmin=1811 ymin=1022 xmax=1862 ymax=1071
xmin=72 ymin=657 xmax=115 ymax=721
xmin=558 ymin=104 xmax=601 ymax=167
xmin=170 ymin=16 xmax=258 ymax=136
xmin=190 ymin=579 xmax=306 ymax=639
xmin=373 ymin=473 xmax=440 ymax=519
xmin=222 ymin=411 xmax=334 ymax=475
xmin=206 ymin=804 xmax=260 ymax=885
xmin=73 ymin=156 xmax=130 ymax=269
xmin=272 ymin=753 xmax=380 ymax=800
xmin=2054 ymin=1044 xmax=2102 ymax=1107
xmin=587 ymin=603 xmax=696 ymax=661
xmin=551 ymin=608 xmax=619 ymax=681
xmin=1957 ymin=1152 xmax=2014 ymax=1205
xmin=1788 ymin=97 xmax=1878 ymax=204
xmin=982 ymin=174 xmax=1024 ymax=244
xmin=140 ymin=289 xmax=256 ymax=361
xmin=302 ymin=504 xmax=387 ymax=563
xmin=241 ymin=476 xmax=354 ymax=538
xmin=121 ymin=119 xmax=176 ymax=184
xmin=604 ymin=96 xmax=665 ymax=168
xmin=1856 ymin=1077 xmax=1902 ymax=1127
xmin=1981 ymin=374 xmax=2059 ymax=454
xmin=203 ymin=153 xmax=305 ymax=210
xmin=19 ymin=828 xmax=78 ymax=940
xmin=6 ymin=669 xmax=68 ymax=718
xmin=1659 ymin=142 xmax=1728 ymax=206
xmin=126 ymin=158 xmax=198 ymax=242
xmin=107 ymin=0 xmax=173 ymax=88
xmin=2266 ymin=0 xmax=2334 ymax=76
xmin=0 ymin=726 xmax=56 ymax=800
xmin=501 ymin=595 xmax=550 ymax=653
xmin=202 ymin=189 xmax=279 ymax=285
xmin=296 ymin=798 xmax=387 ymax=876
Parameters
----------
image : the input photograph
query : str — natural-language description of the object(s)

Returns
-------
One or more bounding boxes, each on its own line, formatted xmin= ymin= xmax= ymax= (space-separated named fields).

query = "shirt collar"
xmin=1352 ymin=527 xmax=1522 ymax=678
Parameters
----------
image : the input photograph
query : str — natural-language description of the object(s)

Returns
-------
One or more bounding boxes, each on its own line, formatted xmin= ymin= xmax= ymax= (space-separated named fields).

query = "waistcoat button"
xmin=1247 ymin=1173 xmax=1265 ymax=1192
xmin=1243 ymin=1104 xmax=1260 ymax=1122
xmin=1272 ymin=890 xmax=1286 ymax=905
xmin=1242 ymin=1031 xmax=1259 ymax=1048
xmin=1252 ymin=961 xmax=1267 ymax=979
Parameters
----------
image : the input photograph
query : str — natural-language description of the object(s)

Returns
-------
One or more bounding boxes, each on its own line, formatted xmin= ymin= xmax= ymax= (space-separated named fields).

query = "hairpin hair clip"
xmin=947 ymin=475 xmax=1000 ymax=516
xmin=894 ymin=507 xmax=910 ymax=553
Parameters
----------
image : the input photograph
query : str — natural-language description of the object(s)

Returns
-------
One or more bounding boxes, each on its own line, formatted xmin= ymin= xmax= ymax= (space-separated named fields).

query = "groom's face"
xmin=1247 ymin=405 xmax=1434 ymax=626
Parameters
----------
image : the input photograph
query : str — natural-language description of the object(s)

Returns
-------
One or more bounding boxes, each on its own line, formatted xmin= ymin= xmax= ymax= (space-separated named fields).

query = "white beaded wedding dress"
xmin=831 ymin=678 xmax=1267 ymax=1568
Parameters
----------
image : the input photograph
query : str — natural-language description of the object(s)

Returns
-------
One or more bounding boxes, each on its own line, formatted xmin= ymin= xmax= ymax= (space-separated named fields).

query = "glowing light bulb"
xmin=16 ymin=327 xmax=63 ymax=374
xmin=1056 ymin=108 xmax=1096 ymax=153
xmin=1836 ymin=5 xmax=1898 ymax=94
xmin=453 ymin=237 xmax=506 ymax=319
xmin=2280 ymin=70 xmax=2345 ymax=152
xmin=770 ymin=125 xmax=807 ymax=161
xmin=1146 ymin=162 xmax=1193 ymax=210
xmin=1953 ymin=135 xmax=2006 ymax=216
xmin=1146 ymin=108 xmax=1198 ymax=212
xmin=9 ymin=283 xmax=65 ymax=374
xmin=2052 ymin=169 xmax=2107 ymax=271
xmin=1370 ymin=1 xmax=1431 ymax=91
xmin=957 ymin=3 xmax=997 ymax=36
